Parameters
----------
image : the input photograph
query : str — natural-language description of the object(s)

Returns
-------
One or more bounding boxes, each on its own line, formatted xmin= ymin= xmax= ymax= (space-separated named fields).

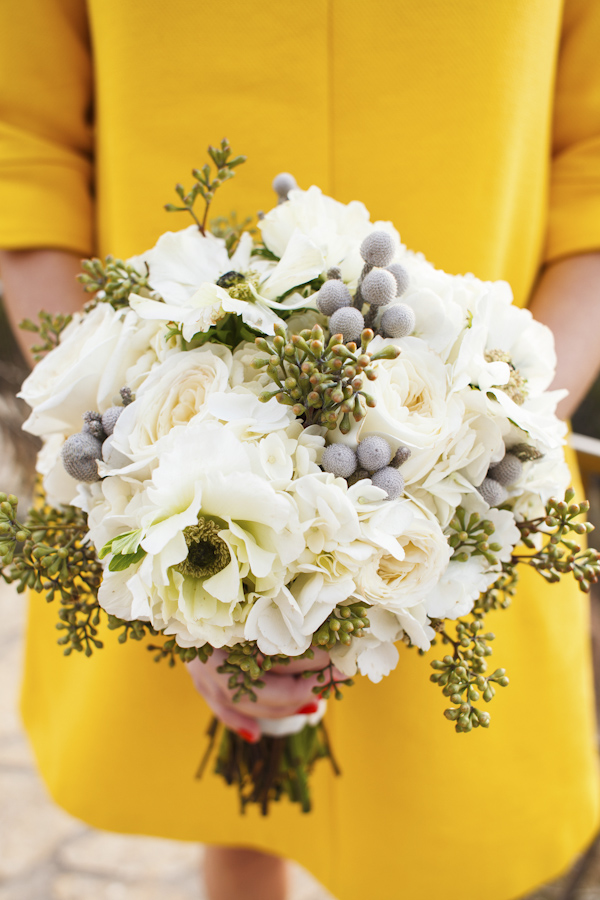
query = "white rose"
xmin=355 ymin=499 xmax=451 ymax=610
xmin=359 ymin=336 xmax=464 ymax=481
xmin=107 ymin=344 xmax=233 ymax=470
xmin=20 ymin=305 xmax=161 ymax=437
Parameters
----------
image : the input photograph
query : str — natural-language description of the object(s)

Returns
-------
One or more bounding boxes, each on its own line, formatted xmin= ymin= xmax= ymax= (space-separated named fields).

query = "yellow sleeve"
xmin=0 ymin=0 xmax=94 ymax=255
xmin=545 ymin=0 xmax=600 ymax=263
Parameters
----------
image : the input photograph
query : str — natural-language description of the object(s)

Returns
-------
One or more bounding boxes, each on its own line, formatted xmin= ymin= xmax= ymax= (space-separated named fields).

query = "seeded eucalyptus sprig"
xmin=254 ymin=323 xmax=399 ymax=432
xmin=313 ymin=602 xmax=371 ymax=650
xmin=19 ymin=311 xmax=73 ymax=361
xmin=77 ymin=256 xmax=154 ymax=309
xmin=513 ymin=490 xmax=599 ymax=589
xmin=165 ymin=138 xmax=247 ymax=236
xmin=301 ymin=657 xmax=355 ymax=701
xmin=211 ymin=211 xmax=255 ymax=255
xmin=0 ymin=494 xmax=107 ymax=656
xmin=447 ymin=508 xmax=501 ymax=564
xmin=430 ymin=619 xmax=509 ymax=733
xmin=430 ymin=488 xmax=600 ymax=731
xmin=217 ymin=644 xmax=316 ymax=704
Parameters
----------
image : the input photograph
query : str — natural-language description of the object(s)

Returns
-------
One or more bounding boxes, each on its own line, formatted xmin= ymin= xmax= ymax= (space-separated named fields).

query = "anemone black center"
xmin=216 ymin=270 xmax=245 ymax=288
xmin=175 ymin=518 xmax=231 ymax=579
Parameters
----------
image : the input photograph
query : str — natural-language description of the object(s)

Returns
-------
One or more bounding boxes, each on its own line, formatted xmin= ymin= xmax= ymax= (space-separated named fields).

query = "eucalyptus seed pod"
xmin=321 ymin=444 xmax=358 ymax=478
xmin=380 ymin=303 xmax=416 ymax=338
xmin=316 ymin=279 xmax=353 ymax=316
xmin=61 ymin=433 xmax=103 ymax=483
xmin=371 ymin=466 xmax=405 ymax=499
xmin=488 ymin=453 xmax=523 ymax=486
xmin=357 ymin=435 xmax=393 ymax=471
xmin=361 ymin=269 xmax=397 ymax=308
xmin=478 ymin=477 xmax=508 ymax=507
xmin=328 ymin=307 xmax=365 ymax=343
xmin=360 ymin=231 xmax=395 ymax=267
xmin=386 ymin=263 xmax=410 ymax=296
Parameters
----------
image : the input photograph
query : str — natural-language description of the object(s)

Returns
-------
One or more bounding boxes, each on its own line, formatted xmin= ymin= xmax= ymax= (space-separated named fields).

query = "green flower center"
xmin=176 ymin=518 xmax=231 ymax=579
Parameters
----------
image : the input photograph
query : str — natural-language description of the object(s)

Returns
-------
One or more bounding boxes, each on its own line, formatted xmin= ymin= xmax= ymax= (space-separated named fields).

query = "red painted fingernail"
xmin=236 ymin=728 xmax=258 ymax=743
xmin=296 ymin=702 xmax=320 ymax=715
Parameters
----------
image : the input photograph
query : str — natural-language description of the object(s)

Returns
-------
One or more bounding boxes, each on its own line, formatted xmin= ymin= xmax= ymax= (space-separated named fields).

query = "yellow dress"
xmin=2 ymin=2 xmax=600 ymax=898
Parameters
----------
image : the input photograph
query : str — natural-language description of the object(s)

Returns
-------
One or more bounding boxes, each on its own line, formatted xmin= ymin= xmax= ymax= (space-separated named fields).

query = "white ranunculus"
xmin=20 ymin=305 xmax=162 ymax=437
xmin=107 ymin=344 xmax=233 ymax=471
xmin=355 ymin=499 xmax=451 ymax=612
xmin=359 ymin=336 xmax=464 ymax=480
xmin=260 ymin=187 xmax=372 ymax=282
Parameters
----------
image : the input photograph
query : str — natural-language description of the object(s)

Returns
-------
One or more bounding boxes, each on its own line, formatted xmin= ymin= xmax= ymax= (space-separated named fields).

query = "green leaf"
xmin=108 ymin=546 xmax=147 ymax=572
xmin=100 ymin=528 xmax=142 ymax=559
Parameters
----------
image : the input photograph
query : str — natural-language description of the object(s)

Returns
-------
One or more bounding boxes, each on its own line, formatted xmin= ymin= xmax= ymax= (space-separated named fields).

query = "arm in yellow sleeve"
xmin=0 ymin=0 xmax=94 ymax=256
xmin=545 ymin=0 xmax=600 ymax=262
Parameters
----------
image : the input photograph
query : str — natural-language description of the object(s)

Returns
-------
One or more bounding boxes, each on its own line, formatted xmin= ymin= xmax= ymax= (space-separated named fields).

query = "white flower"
xmin=389 ymin=286 xmax=464 ymax=361
xmin=130 ymin=280 xmax=286 ymax=340
xmin=244 ymin=572 xmax=355 ymax=657
xmin=359 ymin=336 xmax=464 ymax=480
xmin=133 ymin=225 xmax=249 ymax=305
xmin=206 ymin=387 xmax=296 ymax=441
xmin=20 ymin=305 xmax=162 ymax=437
xmin=107 ymin=345 xmax=233 ymax=471
xmin=288 ymin=472 xmax=362 ymax=554
xmin=96 ymin=421 xmax=306 ymax=645
xmin=355 ymin=499 xmax=451 ymax=613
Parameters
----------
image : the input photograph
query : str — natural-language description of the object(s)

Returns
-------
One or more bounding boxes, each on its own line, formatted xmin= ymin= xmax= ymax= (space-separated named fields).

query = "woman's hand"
xmin=186 ymin=648 xmax=335 ymax=743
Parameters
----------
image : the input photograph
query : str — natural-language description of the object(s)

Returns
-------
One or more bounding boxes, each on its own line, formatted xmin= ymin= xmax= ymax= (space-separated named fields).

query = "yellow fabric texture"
xmin=2 ymin=1 xmax=600 ymax=898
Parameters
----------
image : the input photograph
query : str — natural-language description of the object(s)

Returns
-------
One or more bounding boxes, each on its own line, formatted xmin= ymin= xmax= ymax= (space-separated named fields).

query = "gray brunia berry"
xmin=371 ymin=466 xmax=405 ymax=500
xmin=272 ymin=172 xmax=297 ymax=199
xmin=361 ymin=269 xmax=397 ymax=308
xmin=380 ymin=303 xmax=416 ymax=339
xmin=488 ymin=453 xmax=523 ymax=487
xmin=329 ymin=307 xmax=365 ymax=342
xmin=321 ymin=444 xmax=358 ymax=479
xmin=386 ymin=263 xmax=409 ymax=296
xmin=101 ymin=406 xmax=124 ymax=436
xmin=478 ymin=477 xmax=508 ymax=507
xmin=360 ymin=231 xmax=395 ymax=268
xmin=316 ymin=279 xmax=353 ymax=316
xmin=357 ymin=435 xmax=393 ymax=471
xmin=61 ymin=432 xmax=103 ymax=483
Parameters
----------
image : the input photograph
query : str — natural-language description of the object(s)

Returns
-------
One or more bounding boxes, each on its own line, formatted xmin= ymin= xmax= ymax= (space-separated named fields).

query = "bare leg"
xmin=204 ymin=845 xmax=288 ymax=900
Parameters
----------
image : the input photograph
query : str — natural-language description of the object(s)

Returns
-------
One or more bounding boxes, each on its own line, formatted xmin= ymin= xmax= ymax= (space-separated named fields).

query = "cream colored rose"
xmin=20 ymin=305 xmax=162 ymax=437
xmin=359 ymin=335 xmax=464 ymax=483
xmin=355 ymin=499 xmax=451 ymax=610
xmin=108 ymin=344 xmax=232 ymax=470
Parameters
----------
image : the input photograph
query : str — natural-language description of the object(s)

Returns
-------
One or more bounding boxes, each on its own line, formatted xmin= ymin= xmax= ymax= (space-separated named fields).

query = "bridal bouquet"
xmin=2 ymin=140 xmax=598 ymax=813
